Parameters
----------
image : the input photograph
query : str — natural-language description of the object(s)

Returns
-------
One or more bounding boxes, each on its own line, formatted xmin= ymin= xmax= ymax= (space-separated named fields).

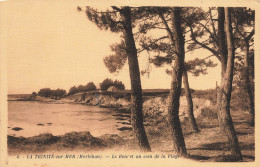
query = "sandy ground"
xmin=116 ymin=108 xmax=255 ymax=162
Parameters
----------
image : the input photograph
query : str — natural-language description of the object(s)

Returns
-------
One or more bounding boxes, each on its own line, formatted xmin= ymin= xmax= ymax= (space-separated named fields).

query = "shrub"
xmin=68 ymin=82 xmax=97 ymax=96
xmin=85 ymin=82 xmax=97 ymax=91
xmin=231 ymin=88 xmax=250 ymax=111
xmin=52 ymin=89 xmax=66 ymax=98
xmin=38 ymin=88 xmax=66 ymax=98
xmin=100 ymin=78 xmax=114 ymax=91
xmin=100 ymin=78 xmax=125 ymax=91
xmin=113 ymin=80 xmax=125 ymax=90
xmin=38 ymin=88 xmax=52 ymax=97
xmin=68 ymin=86 xmax=78 ymax=95
xmin=77 ymin=85 xmax=85 ymax=92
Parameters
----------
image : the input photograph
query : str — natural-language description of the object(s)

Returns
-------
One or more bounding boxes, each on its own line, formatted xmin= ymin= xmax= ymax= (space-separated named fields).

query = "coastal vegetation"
xmin=35 ymin=79 xmax=126 ymax=97
xmin=8 ymin=6 xmax=254 ymax=162
xmin=68 ymin=82 xmax=97 ymax=95
xmin=100 ymin=78 xmax=125 ymax=91
xmin=38 ymin=88 xmax=66 ymax=98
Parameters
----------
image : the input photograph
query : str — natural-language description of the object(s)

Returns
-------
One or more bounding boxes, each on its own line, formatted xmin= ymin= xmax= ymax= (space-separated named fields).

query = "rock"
xmin=11 ymin=127 xmax=23 ymax=131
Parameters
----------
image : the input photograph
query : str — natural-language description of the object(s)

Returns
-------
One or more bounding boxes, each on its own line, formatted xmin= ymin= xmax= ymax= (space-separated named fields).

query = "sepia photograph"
xmin=0 ymin=0 xmax=259 ymax=166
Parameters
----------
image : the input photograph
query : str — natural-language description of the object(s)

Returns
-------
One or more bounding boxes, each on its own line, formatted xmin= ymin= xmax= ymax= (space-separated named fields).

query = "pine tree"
xmin=187 ymin=7 xmax=244 ymax=160
xmin=105 ymin=7 xmax=216 ymax=134
xmin=216 ymin=7 xmax=242 ymax=160
xmin=78 ymin=6 xmax=151 ymax=151
xmin=233 ymin=8 xmax=255 ymax=126
xmin=156 ymin=7 xmax=187 ymax=156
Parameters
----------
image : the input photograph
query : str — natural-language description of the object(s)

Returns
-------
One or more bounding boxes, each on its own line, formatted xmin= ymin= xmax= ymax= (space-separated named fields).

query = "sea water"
xmin=8 ymin=101 xmax=128 ymax=137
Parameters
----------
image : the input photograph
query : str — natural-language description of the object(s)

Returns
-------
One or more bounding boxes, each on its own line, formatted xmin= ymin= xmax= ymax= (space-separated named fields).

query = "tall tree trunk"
xmin=121 ymin=7 xmax=151 ymax=152
xmin=244 ymin=39 xmax=254 ymax=126
xmin=218 ymin=7 xmax=228 ymax=78
xmin=182 ymin=67 xmax=199 ymax=133
xmin=217 ymin=7 xmax=228 ymax=107
xmin=217 ymin=8 xmax=242 ymax=160
xmin=167 ymin=7 xmax=187 ymax=156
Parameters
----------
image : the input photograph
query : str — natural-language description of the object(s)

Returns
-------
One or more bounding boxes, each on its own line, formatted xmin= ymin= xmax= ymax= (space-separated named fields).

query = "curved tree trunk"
xmin=167 ymin=8 xmax=187 ymax=156
xmin=158 ymin=7 xmax=187 ymax=156
xmin=244 ymin=39 xmax=255 ymax=126
xmin=182 ymin=67 xmax=199 ymax=133
xmin=121 ymin=7 xmax=151 ymax=152
xmin=217 ymin=8 xmax=242 ymax=160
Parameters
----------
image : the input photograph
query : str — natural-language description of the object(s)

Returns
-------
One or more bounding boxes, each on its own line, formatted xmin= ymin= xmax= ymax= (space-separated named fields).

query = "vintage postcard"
xmin=0 ymin=0 xmax=259 ymax=167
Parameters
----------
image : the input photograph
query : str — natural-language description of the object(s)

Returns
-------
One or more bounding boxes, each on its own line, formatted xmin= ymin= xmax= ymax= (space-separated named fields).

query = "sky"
xmin=4 ymin=1 xmax=222 ymax=94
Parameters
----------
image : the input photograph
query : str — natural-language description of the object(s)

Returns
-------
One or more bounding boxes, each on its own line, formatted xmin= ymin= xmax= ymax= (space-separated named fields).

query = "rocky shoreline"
xmin=63 ymin=92 xmax=211 ymax=121
xmin=9 ymin=92 xmax=212 ymax=122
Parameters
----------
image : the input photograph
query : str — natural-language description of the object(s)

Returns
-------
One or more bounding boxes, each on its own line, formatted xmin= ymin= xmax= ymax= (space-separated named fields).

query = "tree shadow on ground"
xmin=197 ymin=120 xmax=219 ymax=129
xmin=188 ymin=142 xmax=229 ymax=151
xmin=198 ymin=124 xmax=218 ymax=129
xmin=187 ymin=141 xmax=255 ymax=161
xmin=233 ymin=122 xmax=250 ymax=125
xmin=187 ymin=154 xmax=211 ymax=161
xmin=239 ymin=142 xmax=255 ymax=150
xmin=236 ymin=131 xmax=253 ymax=136
xmin=243 ymin=155 xmax=255 ymax=160
xmin=188 ymin=153 xmax=254 ymax=162
xmin=188 ymin=142 xmax=254 ymax=151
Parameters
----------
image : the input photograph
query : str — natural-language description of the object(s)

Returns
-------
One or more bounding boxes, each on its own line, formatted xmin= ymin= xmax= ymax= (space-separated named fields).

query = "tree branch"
xmin=209 ymin=8 xmax=218 ymax=40
xmin=197 ymin=22 xmax=218 ymax=45
xmin=137 ymin=36 xmax=168 ymax=53
xmin=153 ymin=26 xmax=167 ymax=30
xmin=249 ymin=42 xmax=254 ymax=47
xmin=245 ymin=28 xmax=255 ymax=41
xmin=183 ymin=29 xmax=191 ymax=34
xmin=157 ymin=10 xmax=175 ymax=45
xmin=111 ymin=6 xmax=122 ymax=12
xmin=189 ymin=24 xmax=219 ymax=56
xmin=185 ymin=39 xmax=193 ymax=43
